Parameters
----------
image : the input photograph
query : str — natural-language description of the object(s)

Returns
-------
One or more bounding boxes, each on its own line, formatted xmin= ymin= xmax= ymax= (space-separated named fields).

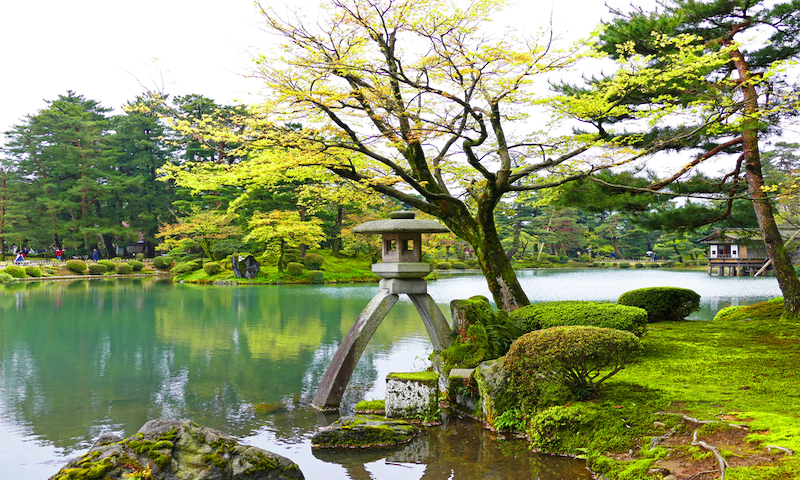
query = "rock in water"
xmin=48 ymin=418 xmax=304 ymax=480
xmin=311 ymin=414 xmax=419 ymax=449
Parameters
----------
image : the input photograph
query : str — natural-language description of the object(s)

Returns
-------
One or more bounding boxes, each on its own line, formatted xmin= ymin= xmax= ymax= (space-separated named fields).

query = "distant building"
xmin=698 ymin=228 xmax=799 ymax=276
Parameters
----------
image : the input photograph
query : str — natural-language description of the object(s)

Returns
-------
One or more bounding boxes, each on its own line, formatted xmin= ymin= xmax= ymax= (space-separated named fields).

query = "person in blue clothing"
xmin=92 ymin=249 xmax=99 ymax=261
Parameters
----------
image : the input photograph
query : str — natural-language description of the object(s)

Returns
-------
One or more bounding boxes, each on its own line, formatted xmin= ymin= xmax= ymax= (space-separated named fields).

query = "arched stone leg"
xmin=408 ymin=294 xmax=453 ymax=351
xmin=312 ymin=291 xmax=399 ymax=410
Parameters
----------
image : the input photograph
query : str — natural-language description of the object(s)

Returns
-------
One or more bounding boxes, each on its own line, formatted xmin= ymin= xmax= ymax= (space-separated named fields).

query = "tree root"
xmin=766 ymin=445 xmax=794 ymax=455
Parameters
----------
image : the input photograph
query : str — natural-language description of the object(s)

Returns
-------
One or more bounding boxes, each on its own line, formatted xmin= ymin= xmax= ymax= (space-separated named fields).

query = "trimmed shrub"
xmin=153 ymin=256 xmax=173 ymax=270
xmin=304 ymin=253 xmax=325 ymax=270
xmin=436 ymin=262 xmax=452 ymax=270
xmin=559 ymin=256 xmax=569 ymax=264
xmin=510 ymin=301 xmax=647 ymax=337
xmin=547 ymin=255 xmax=559 ymax=263
xmin=97 ymin=259 xmax=116 ymax=272
xmin=87 ymin=263 xmax=107 ymax=275
xmin=662 ymin=261 xmax=674 ymax=268
xmin=634 ymin=263 xmax=644 ymax=268
xmin=135 ymin=252 xmax=145 ymax=261
xmin=171 ymin=261 xmax=201 ymax=275
xmin=617 ymin=286 xmax=701 ymax=322
xmin=618 ymin=262 xmax=631 ymax=269
xmin=579 ymin=254 xmax=590 ymax=262
xmin=3 ymin=265 xmax=27 ymax=278
xmin=286 ymin=262 xmax=304 ymax=276
xmin=698 ymin=258 xmax=709 ymax=266
xmin=116 ymin=264 xmax=133 ymax=274
xmin=203 ymin=261 xmax=222 ymax=276
xmin=648 ymin=263 xmax=660 ymax=268
xmin=309 ymin=270 xmax=325 ymax=284
xmin=503 ymin=325 xmax=642 ymax=399
xmin=452 ymin=262 xmax=468 ymax=270
xmin=24 ymin=266 xmax=42 ymax=277
xmin=127 ymin=260 xmax=145 ymax=272
xmin=66 ymin=260 xmax=87 ymax=274
xmin=0 ymin=272 xmax=16 ymax=284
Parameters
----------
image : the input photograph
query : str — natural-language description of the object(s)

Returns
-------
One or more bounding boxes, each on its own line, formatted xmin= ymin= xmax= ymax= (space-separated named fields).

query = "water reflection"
xmin=0 ymin=271 xmax=781 ymax=478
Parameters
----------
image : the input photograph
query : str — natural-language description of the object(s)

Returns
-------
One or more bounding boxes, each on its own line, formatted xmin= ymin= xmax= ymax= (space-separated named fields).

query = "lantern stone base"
xmin=379 ymin=278 xmax=427 ymax=294
xmin=372 ymin=262 xmax=432 ymax=278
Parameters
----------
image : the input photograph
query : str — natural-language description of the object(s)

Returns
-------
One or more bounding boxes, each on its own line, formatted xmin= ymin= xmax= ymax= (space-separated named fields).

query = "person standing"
xmin=92 ymin=249 xmax=99 ymax=262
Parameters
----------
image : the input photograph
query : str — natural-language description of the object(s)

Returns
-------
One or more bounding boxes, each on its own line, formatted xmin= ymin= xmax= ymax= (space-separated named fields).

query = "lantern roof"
xmin=352 ymin=211 xmax=449 ymax=235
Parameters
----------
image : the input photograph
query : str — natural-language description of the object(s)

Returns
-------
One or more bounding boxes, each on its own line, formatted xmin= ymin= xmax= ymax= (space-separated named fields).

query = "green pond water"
xmin=0 ymin=269 xmax=781 ymax=479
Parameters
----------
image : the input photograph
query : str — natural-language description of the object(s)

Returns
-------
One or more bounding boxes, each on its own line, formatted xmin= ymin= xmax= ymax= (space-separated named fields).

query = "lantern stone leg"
xmin=408 ymin=293 xmax=453 ymax=351
xmin=312 ymin=290 xmax=399 ymax=410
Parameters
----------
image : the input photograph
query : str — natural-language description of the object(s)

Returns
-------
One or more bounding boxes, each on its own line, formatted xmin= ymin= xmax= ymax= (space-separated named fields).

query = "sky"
xmin=0 ymin=0 xmax=652 ymax=148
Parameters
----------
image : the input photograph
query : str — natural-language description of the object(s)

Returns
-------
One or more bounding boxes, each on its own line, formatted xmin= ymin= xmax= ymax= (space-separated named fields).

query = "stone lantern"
xmin=312 ymin=211 xmax=453 ymax=411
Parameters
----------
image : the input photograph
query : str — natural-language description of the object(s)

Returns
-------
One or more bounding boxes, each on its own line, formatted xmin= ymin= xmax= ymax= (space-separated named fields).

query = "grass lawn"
xmin=546 ymin=299 xmax=800 ymax=479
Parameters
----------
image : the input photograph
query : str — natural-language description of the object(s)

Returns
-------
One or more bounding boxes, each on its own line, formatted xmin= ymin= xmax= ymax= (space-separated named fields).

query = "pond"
xmin=0 ymin=269 xmax=781 ymax=479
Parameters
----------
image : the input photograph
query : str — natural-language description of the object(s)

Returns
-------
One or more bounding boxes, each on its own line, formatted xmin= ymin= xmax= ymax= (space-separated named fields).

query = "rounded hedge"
xmin=3 ymin=265 xmax=27 ymax=278
xmin=547 ymin=255 xmax=559 ymax=263
xmin=88 ymin=263 xmax=107 ymax=275
xmin=618 ymin=262 xmax=631 ymax=269
xmin=617 ymin=286 xmax=701 ymax=322
xmin=116 ymin=264 xmax=133 ymax=274
xmin=171 ymin=261 xmax=201 ymax=275
xmin=127 ymin=260 xmax=145 ymax=272
xmin=504 ymin=326 xmax=642 ymax=399
xmin=66 ymin=260 xmax=87 ymax=274
xmin=153 ymin=256 xmax=173 ymax=270
xmin=304 ymin=253 xmax=325 ymax=270
xmin=97 ymin=259 xmax=116 ymax=272
xmin=203 ymin=261 xmax=222 ymax=276
xmin=0 ymin=272 xmax=16 ymax=284
xmin=452 ymin=262 xmax=468 ymax=270
xmin=509 ymin=301 xmax=647 ymax=337
xmin=436 ymin=262 xmax=452 ymax=270
xmin=286 ymin=262 xmax=304 ymax=276
xmin=309 ymin=270 xmax=325 ymax=284
xmin=135 ymin=252 xmax=145 ymax=261
xmin=24 ymin=266 xmax=42 ymax=277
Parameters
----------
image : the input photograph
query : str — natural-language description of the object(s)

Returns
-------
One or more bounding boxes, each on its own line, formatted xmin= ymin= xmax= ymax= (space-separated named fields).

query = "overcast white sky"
xmin=0 ymin=0 xmax=658 ymax=148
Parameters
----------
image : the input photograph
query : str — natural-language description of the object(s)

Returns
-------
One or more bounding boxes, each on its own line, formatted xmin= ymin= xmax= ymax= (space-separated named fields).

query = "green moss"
xmin=388 ymin=371 xmax=438 ymax=385
xmin=354 ymin=399 xmax=385 ymax=412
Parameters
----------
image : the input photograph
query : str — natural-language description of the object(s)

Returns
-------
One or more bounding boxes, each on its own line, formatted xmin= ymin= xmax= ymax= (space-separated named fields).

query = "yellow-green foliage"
xmin=3 ymin=265 xmax=27 ymax=278
xmin=97 ymin=259 xmax=116 ymax=272
xmin=303 ymin=253 xmax=324 ymax=270
xmin=203 ymin=261 xmax=222 ymax=276
xmin=286 ymin=262 xmax=304 ymax=276
xmin=152 ymin=256 xmax=173 ymax=270
xmin=617 ymin=286 xmax=701 ymax=322
xmin=116 ymin=263 xmax=133 ymax=274
xmin=504 ymin=326 xmax=642 ymax=400
xmin=66 ymin=259 xmax=87 ymax=274
xmin=24 ymin=265 xmax=42 ymax=277
xmin=87 ymin=263 xmax=107 ymax=275
xmin=510 ymin=301 xmax=647 ymax=337
xmin=127 ymin=260 xmax=145 ymax=272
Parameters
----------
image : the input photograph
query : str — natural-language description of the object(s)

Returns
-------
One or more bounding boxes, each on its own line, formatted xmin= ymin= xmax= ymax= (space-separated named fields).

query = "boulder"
xmin=385 ymin=371 xmax=439 ymax=419
xmin=48 ymin=419 xmax=304 ymax=480
xmin=311 ymin=414 xmax=419 ymax=449
xmin=232 ymin=255 xmax=260 ymax=279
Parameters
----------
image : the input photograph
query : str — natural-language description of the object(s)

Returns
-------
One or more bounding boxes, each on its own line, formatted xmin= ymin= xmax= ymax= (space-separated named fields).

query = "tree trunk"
xmin=472 ymin=222 xmax=529 ymax=311
xmin=331 ymin=205 xmax=343 ymax=255
xmin=732 ymin=45 xmax=800 ymax=315
xmin=299 ymin=206 xmax=307 ymax=257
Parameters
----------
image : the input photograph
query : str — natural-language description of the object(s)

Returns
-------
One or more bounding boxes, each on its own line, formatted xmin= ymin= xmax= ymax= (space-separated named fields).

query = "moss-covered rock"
xmin=48 ymin=418 xmax=304 ymax=480
xmin=311 ymin=415 xmax=419 ymax=449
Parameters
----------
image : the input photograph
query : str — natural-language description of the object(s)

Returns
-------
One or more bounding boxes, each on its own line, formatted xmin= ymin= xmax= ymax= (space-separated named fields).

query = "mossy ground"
xmin=531 ymin=300 xmax=800 ymax=479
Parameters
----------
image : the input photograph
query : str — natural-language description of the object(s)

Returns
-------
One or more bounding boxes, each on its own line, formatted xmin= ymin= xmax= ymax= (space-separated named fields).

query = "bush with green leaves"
xmin=304 ymin=253 xmax=325 ymax=270
xmin=171 ymin=261 xmax=201 ymax=275
xmin=618 ymin=262 xmax=631 ymax=269
xmin=127 ymin=260 xmax=145 ymax=272
xmin=116 ymin=264 xmax=133 ymax=274
xmin=24 ymin=266 xmax=42 ymax=277
xmin=436 ymin=262 xmax=452 ymax=270
xmin=309 ymin=270 xmax=325 ymax=284
xmin=648 ymin=263 xmax=660 ymax=268
xmin=153 ymin=256 xmax=173 ymax=270
xmin=97 ymin=260 xmax=116 ymax=272
xmin=286 ymin=262 xmax=304 ymax=276
xmin=617 ymin=286 xmax=701 ymax=322
xmin=510 ymin=301 xmax=647 ymax=337
xmin=88 ymin=263 xmax=107 ymax=275
xmin=203 ymin=261 xmax=222 ymax=276
xmin=135 ymin=252 xmax=145 ymax=261
xmin=698 ymin=258 xmax=709 ymax=265
xmin=3 ymin=265 xmax=27 ymax=278
xmin=547 ymin=255 xmax=559 ymax=263
xmin=66 ymin=260 xmax=87 ymax=274
xmin=579 ymin=254 xmax=590 ymax=262
xmin=452 ymin=262 xmax=468 ymax=269
xmin=0 ymin=272 xmax=16 ymax=284
xmin=503 ymin=326 xmax=642 ymax=401
xmin=634 ymin=263 xmax=644 ymax=269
